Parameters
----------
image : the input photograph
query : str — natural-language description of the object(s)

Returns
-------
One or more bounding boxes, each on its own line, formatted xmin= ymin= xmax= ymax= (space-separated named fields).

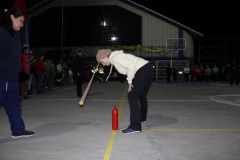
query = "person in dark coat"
xmin=0 ymin=8 xmax=34 ymax=138
xmin=172 ymin=64 xmax=178 ymax=82
xmin=225 ymin=64 xmax=231 ymax=83
xmin=230 ymin=60 xmax=239 ymax=85
xmin=74 ymin=48 xmax=85 ymax=97
xmin=166 ymin=64 xmax=172 ymax=83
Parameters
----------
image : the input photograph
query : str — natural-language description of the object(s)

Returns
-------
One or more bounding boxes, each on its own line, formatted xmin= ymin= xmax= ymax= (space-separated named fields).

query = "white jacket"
xmin=109 ymin=50 xmax=148 ymax=83
xmin=184 ymin=67 xmax=190 ymax=73
xmin=56 ymin=64 xmax=62 ymax=71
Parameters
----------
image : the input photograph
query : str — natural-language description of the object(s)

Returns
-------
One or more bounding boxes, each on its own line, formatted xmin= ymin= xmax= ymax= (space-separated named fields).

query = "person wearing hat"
xmin=96 ymin=49 xmax=155 ymax=134
xmin=74 ymin=48 xmax=85 ymax=97
xmin=20 ymin=44 xmax=34 ymax=99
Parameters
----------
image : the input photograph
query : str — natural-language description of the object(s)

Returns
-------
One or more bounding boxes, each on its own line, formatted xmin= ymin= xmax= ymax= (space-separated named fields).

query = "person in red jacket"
xmin=195 ymin=66 xmax=202 ymax=83
xmin=20 ymin=44 xmax=34 ymax=99
xmin=190 ymin=65 xmax=196 ymax=82
xmin=35 ymin=54 xmax=46 ymax=93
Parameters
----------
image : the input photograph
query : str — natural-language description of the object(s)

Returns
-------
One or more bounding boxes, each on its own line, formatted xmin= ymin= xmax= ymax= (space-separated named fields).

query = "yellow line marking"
xmin=103 ymin=85 xmax=128 ymax=160
xmin=118 ymin=129 xmax=240 ymax=131
xmin=103 ymin=130 xmax=116 ymax=160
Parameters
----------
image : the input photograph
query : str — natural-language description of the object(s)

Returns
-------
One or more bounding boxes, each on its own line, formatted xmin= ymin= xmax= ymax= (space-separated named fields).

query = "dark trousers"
xmin=167 ymin=74 xmax=171 ymax=83
xmin=76 ymin=75 xmax=84 ymax=96
xmin=36 ymin=71 xmax=45 ymax=91
xmin=128 ymin=63 xmax=155 ymax=131
xmin=0 ymin=81 xmax=25 ymax=136
xmin=201 ymin=70 xmax=205 ymax=82
xmin=205 ymin=75 xmax=210 ymax=82
xmin=212 ymin=73 xmax=217 ymax=83
xmin=191 ymin=74 xmax=195 ymax=82
xmin=173 ymin=73 xmax=177 ymax=82
xmin=184 ymin=73 xmax=189 ymax=81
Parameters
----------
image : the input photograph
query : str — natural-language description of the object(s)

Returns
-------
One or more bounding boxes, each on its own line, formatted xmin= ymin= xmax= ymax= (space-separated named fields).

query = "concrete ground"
xmin=0 ymin=81 xmax=240 ymax=160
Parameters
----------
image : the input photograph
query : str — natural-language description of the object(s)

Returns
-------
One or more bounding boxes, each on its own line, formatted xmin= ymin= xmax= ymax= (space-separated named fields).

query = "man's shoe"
xmin=122 ymin=128 xmax=140 ymax=134
xmin=12 ymin=130 xmax=34 ymax=138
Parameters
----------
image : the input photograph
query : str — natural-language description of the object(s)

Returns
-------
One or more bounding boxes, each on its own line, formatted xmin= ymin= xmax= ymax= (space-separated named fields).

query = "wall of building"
xmin=25 ymin=0 xmax=195 ymax=58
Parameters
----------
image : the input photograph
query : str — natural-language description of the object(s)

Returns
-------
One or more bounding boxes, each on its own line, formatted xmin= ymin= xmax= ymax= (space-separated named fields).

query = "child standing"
xmin=68 ymin=67 xmax=73 ymax=86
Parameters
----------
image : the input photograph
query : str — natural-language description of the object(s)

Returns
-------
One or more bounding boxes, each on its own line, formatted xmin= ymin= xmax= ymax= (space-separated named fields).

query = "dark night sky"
xmin=131 ymin=0 xmax=240 ymax=39
xmin=1 ymin=0 xmax=240 ymax=39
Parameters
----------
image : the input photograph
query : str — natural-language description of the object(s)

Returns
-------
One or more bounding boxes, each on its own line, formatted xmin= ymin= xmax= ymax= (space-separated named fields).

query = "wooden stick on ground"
xmin=79 ymin=63 xmax=99 ymax=105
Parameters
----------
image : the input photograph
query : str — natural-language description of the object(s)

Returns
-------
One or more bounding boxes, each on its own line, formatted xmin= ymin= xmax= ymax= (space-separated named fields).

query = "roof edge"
xmin=120 ymin=0 xmax=204 ymax=37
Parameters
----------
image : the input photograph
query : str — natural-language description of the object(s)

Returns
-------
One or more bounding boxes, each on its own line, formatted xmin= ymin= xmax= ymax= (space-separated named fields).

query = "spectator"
xmin=74 ymin=48 xmax=85 ymax=97
xmin=200 ymin=64 xmax=205 ymax=82
xmin=195 ymin=66 xmax=201 ymax=83
xmin=56 ymin=60 xmax=63 ymax=73
xmin=62 ymin=62 xmax=68 ymax=85
xmin=85 ymin=65 xmax=90 ymax=82
xmin=184 ymin=65 xmax=190 ymax=82
xmin=20 ymin=44 xmax=34 ymax=99
xmin=99 ymin=64 xmax=105 ymax=82
xmin=56 ymin=60 xmax=63 ymax=84
xmin=190 ymin=65 xmax=196 ymax=82
xmin=0 ymin=8 xmax=34 ymax=138
xmin=68 ymin=66 xmax=73 ymax=86
xmin=211 ymin=65 xmax=219 ymax=83
xmin=219 ymin=65 xmax=226 ymax=83
xmin=27 ymin=50 xmax=35 ymax=95
xmin=35 ymin=54 xmax=46 ymax=93
xmin=166 ymin=64 xmax=172 ymax=83
xmin=30 ymin=56 xmax=37 ymax=91
xmin=46 ymin=60 xmax=55 ymax=90
xmin=225 ymin=64 xmax=231 ymax=83
xmin=195 ymin=64 xmax=198 ymax=71
xmin=204 ymin=65 xmax=211 ymax=83
xmin=44 ymin=59 xmax=50 ymax=89
xmin=172 ymin=64 xmax=178 ymax=82
xmin=230 ymin=60 xmax=239 ymax=86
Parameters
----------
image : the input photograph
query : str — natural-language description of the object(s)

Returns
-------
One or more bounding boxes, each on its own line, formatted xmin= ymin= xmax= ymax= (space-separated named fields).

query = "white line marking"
xmin=210 ymin=94 xmax=240 ymax=106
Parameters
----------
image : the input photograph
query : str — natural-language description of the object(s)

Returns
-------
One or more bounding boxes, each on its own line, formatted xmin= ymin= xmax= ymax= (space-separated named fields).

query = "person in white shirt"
xmin=96 ymin=49 xmax=155 ymax=134
xmin=184 ymin=65 xmax=190 ymax=82
xmin=56 ymin=60 xmax=63 ymax=83
xmin=56 ymin=60 xmax=63 ymax=73
xmin=68 ymin=67 xmax=73 ymax=86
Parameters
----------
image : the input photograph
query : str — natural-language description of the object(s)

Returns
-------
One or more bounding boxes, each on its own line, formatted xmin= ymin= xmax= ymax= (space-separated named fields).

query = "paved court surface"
xmin=0 ymin=81 xmax=240 ymax=160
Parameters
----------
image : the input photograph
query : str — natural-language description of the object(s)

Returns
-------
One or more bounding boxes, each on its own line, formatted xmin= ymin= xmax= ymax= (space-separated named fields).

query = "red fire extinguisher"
xmin=112 ymin=105 xmax=118 ymax=130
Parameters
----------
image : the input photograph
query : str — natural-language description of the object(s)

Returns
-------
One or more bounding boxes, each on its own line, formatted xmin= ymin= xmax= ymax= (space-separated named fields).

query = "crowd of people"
xmin=180 ymin=60 xmax=240 ymax=85
xmin=18 ymin=47 xmax=118 ymax=99
xmin=166 ymin=61 xmax=240 ymax=85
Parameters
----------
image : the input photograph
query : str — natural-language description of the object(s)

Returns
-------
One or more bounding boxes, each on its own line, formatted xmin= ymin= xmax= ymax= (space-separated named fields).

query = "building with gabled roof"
xmin=25 ymin=0 xmax=203 ymax=62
